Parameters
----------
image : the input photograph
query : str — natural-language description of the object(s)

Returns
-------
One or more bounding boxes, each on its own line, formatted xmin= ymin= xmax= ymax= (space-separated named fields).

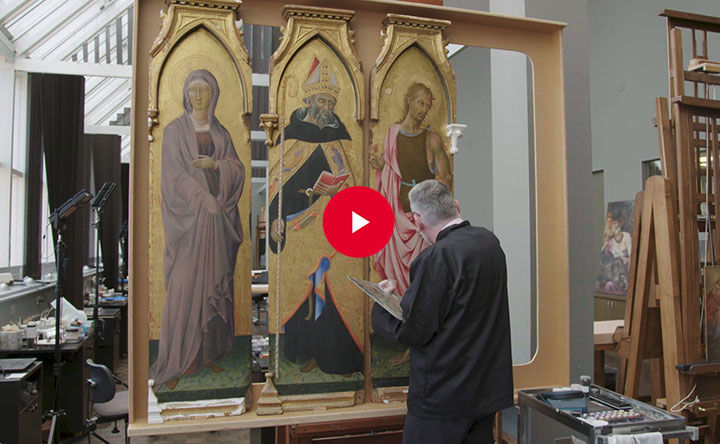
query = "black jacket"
xmin=372 ymin=221 xmax=514 ymax=419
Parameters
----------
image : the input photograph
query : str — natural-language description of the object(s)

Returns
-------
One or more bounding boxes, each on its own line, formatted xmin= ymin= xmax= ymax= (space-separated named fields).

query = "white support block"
xmin=85 ymin=125 xmax=130 ymax=136
xmin=250 ymin=130 xmax=266 ymax=141
xmin=14 ymin=58 xmax=132 ymax=78
xmin=252 ymin=73 xmax=269 ymax=87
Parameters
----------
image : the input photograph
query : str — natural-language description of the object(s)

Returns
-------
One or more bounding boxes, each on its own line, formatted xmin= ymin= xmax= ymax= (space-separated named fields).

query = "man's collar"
xmin=440 ymin=217 xmax=464 ymax=231
xmin=437 ymin=219 xmax=469 ymax=241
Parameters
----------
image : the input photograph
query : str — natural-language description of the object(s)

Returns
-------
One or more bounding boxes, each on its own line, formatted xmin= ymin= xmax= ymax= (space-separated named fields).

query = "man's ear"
xmin=454 ymin=200 xmax=461 ymax=214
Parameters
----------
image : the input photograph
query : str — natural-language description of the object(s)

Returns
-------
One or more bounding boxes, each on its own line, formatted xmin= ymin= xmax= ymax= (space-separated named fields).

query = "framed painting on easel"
xmin=596 ymin=200 xmax=635 ymax=296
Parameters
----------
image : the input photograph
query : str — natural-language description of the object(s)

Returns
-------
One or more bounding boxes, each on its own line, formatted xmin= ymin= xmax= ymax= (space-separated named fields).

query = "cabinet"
xmin=0 ymin=361 xmax=42 ymax=444
xmin=0 ymin=335 xmax=93 ymax=435
xmin=594 ymin=293 xmax=626 ymax=321
xmin=97 ymin=308 xmax=121 ymax=373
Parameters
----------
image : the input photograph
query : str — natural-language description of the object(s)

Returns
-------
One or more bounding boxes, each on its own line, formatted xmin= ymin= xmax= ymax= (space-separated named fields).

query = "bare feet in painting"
xmin=203 ymin=362 xmax=226 ymax=373
xmin=392 ymin=349 xmax=410 ymax=366
xmin=165 ymin=378 xmax=179 ymax=390
xmin=299 ymin=358 xmax=318 ymax=373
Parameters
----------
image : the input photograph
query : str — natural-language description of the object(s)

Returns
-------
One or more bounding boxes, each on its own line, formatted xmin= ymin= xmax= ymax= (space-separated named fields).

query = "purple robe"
xmin=151 ymin=70 xmax=245 ymax=386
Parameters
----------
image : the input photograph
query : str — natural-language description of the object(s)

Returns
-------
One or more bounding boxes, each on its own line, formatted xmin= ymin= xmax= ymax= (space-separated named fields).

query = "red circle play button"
xmin=322 ymin=186 xmax=394 ymax=258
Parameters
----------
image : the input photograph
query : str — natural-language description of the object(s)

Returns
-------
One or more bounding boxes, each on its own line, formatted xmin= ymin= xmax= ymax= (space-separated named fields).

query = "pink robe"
xmin=151 ymin=112 xmax=244 ymax=386
xmin=373 ymin=124 xmax=430 ymax=295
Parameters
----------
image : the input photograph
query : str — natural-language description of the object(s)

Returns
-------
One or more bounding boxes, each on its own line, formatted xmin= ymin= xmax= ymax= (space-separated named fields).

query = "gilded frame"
xmin=144 ymin=0 xmax=255 ymax=411
xmin=129 ymin=0 xmax=570 ymax=434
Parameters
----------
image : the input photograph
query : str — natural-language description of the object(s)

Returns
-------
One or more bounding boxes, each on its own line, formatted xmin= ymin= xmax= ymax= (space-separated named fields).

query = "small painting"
xmin=596 ymin=200 xmax=635 ymax=296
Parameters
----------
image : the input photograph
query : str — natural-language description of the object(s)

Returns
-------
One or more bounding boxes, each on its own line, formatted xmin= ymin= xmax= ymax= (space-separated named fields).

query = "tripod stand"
xmin=90 ymin=182 xmax=116 ymax=366
xmin=45 ymin=225 xmax=66 ymax=444
xmin=45 ymin=190 xmax=92 ymax=444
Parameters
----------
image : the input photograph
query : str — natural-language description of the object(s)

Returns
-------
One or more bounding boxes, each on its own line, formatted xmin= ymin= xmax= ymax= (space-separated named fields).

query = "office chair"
xmin=67 ymin=359 xmax=128 ymax=444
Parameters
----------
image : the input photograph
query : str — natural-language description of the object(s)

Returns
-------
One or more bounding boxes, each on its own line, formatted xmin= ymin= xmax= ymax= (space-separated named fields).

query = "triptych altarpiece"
xmin=146 ymin=0 xmax=456 ymax=413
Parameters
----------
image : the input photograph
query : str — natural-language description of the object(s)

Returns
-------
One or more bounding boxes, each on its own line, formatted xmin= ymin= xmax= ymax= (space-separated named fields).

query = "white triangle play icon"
xmin=352 ymin=211 xmax=369 ymax=234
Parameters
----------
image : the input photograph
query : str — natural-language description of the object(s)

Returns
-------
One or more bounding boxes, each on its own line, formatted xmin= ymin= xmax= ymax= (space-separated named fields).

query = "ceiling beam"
xmin=41 ymin=0 xmax=133 ymax=61
xmin=0 ymin=0 xmax=35 ymax=25
xmin=14 ymin=57 xmax=131 ymax=77
xmin=13 ymin=0 xmax=95 ymax=56
xmin=0 ymin=24 xmax=13 ymax=61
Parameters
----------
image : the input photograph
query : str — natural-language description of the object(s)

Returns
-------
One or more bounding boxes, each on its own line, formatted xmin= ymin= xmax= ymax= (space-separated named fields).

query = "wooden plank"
xmin=650 ymin=356 xmax=666 ymax=405
xmin=616 ymin=192 xmax=643 ymax=394
xmin=712 ymin=117 xmax=720 ymax=263
xmin=693 ymin=120 xmax=720 ymax=132
xmin=694 ymin=137 xmax=719 ymax=148
xmin=656 ymin=98 xmax=677 ymax=207
xmin=674 ymin=103 xmax=703 ymax=364
xmin=676 ymin=361 xmax=720 ymax=375
xmin=685 ymin=70 xmax=720 ymax=86
xmin=594 ymin=350 xmax=606 ymax=388
xmin=623 ymin=187 xmax=655 ymax=399
xmin=670 ymin=28 xmax=685 ymax=100
xmin=661 ymin=9 xmax=720 ymax=33
xmin=129 ymin=398 xmax=408 ymax=437
xmin=672 ymin=95 xmax=720 ymax=111
xmin=648 ymin=176 xmax=690 ymax=409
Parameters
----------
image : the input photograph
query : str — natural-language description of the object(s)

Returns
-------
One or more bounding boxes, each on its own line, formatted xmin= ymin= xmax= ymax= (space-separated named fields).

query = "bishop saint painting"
xmin=269 ymin=55 xmax=364 ymax=393
xmin=151 ymin=70 xmax=245 ymax=391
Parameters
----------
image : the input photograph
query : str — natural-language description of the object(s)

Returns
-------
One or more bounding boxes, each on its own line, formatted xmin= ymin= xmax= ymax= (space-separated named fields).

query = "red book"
xmin=312 ymin=170 xmax=350 ymax=193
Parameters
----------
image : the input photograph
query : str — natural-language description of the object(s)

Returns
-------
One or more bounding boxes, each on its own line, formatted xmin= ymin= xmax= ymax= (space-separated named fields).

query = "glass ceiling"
xmin=1 ymin=0 xmax=133 ymax=161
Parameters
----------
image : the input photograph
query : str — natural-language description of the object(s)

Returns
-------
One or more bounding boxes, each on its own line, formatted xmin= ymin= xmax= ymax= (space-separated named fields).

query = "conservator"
xmin=372 ymin=179 xmax=513 ymax=444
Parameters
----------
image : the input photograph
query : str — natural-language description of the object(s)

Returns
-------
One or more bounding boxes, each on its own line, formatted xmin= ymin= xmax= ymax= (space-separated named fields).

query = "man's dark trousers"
xmin=403 ymin=412 xmax=495 ymax=444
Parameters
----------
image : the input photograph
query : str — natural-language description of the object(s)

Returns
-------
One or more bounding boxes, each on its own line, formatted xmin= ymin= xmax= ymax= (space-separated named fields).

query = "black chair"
xmin=67 ymin=359 xmax=128 ymax=444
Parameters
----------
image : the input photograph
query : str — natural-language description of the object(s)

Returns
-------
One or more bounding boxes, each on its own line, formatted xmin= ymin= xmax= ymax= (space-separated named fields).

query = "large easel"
xmin=614 ymin=9 xmax=720 ymax=442
xmin=613 ymin=179 xmax=689 ymax=406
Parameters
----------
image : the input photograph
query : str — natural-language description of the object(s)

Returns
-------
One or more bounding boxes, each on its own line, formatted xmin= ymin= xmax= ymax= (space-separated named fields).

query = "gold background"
xmin=267 ymin=37 xmax=365 ymax=350
xmin=148 ymin=28 xmax=252 ymax=339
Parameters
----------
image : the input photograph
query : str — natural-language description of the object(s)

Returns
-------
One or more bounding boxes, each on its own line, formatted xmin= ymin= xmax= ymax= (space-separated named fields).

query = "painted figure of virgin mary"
xmin=151 ymin=69 xmax=245 ymax=390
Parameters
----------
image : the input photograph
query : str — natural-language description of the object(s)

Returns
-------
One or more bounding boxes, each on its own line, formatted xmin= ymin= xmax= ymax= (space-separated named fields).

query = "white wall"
xmin=452 ymin=47 xmax=493 ymax=232
xmin=0 ymin=55 xmax=14 ymax=267
xmin=490 ymin=0 xmax=533 ymax=365
xmin=447 ymin=0 xmax=536 ymax=365
xmin=590 ymin=0 xmax=720 ymax=203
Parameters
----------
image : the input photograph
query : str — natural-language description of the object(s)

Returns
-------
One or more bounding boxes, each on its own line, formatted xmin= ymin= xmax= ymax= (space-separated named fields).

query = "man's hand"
xmin=192 ymin=155 xmax=217 ymax=170
xmin=378 ymin=279 xmax=397 ymax=295
xmin=270 ymin=218 xmax=285 ymax=244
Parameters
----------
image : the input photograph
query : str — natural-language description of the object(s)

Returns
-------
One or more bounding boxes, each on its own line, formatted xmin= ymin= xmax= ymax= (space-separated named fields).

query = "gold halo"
xmin=164 ymin=53 xmax=229 ymax=112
